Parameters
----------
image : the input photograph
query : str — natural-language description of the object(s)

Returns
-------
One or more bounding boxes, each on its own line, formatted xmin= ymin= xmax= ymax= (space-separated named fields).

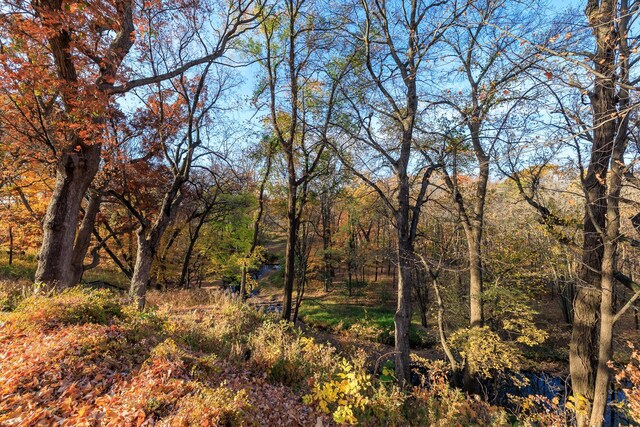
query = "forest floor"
xmin=1 ymin=254 xmax=639 ymax=425
xmin=2 ymin=250 xmax=638 ymax=374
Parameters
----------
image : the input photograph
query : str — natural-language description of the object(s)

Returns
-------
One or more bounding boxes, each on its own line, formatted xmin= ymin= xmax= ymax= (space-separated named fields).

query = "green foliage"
xmin=201 ymin=192 xmax=259 ymax=283
xmin=299 ymin=301 xmax=429 ymax=347
xmin=11 ymin=287 xmax=122 ymax=329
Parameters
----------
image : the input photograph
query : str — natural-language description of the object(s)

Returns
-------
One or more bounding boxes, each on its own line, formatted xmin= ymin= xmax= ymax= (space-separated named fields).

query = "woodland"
xmin=1 ymin=0 xmax=640 ymax=425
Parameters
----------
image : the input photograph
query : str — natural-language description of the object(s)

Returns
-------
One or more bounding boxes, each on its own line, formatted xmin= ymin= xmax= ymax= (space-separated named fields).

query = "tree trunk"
xmin=432 ymin=276 xmax=458 ymax=373
xmin=570 ymin=2 xmax=618 ymax=425
xmin=321 ymin=192 xmax=333 ymax=292
xmin=70 ymin=189 xmax=102 ymax=285
xmin=281 ymin=182 xmax=298 ymax=321
xmin=590 ymin=10 xmax=629 ymax=420
xmin=130 ymin=230 xmax=154 ymax=310
xmin=179 ymin=218 xmax=206 ymax=289
xmin=394 ymin=164 xmax=413 ymax=385
xmin=240 ymin=265 xmax=248 ymax=299
xmin=35 ymin=145 xmax=101 ymax=289
xmin=8 ymin=226 xmax=13 ymax=266
xmin=127 ymin=181 xmax=184 ymax=309
xmin=467 ymin=225 xmax=484 ymax=327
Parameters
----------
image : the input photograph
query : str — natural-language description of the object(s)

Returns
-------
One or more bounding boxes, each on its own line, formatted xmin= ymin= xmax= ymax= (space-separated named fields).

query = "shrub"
xmin=0 ymin=280 xmax=26 ymax=311
xmin=8 ymin=287 xmax=122 ymax=330
xmin=304 ymin=351 xmax=408 ymax=425
xmin=304 ymin=357 xmax=375 ymax=424
xmin=510 ymin=394 xmax=568 ymax=426
xmin=248 ymin=320 xmax=338 ymax=387
xmin=172 ymin=384 xmax=252 ymax=425
xmin=450 ymin=326 xmax=524 ymax=378
xmin=162 ymin=292 xmax=268 ymax=358
xmin=408 ymin=357 xmax=510 ymax=426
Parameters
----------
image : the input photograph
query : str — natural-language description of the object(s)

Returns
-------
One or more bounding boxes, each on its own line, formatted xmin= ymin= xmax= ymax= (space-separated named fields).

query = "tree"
xmin=498 ymin=2 xmax=640 ymax=423
xmin=239 ymin=136 xmax=276 ymax=298
xmin=433 ymin=0 xmax=543 ymax=331
xmin=251 ymin=0 xmax=352 ymax=320
xmin=336 ymin=0 xmax=467 ymax=385
xmin=112 ymin=57 xmax=233 ymax=308
xmin=0 ymin=0 xmax=260 ymax=289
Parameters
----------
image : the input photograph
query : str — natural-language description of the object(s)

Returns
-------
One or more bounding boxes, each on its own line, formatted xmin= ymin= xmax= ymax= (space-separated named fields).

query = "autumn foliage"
xmin=0 ymin=288 xmax=328 ymax=425
xmin=0 ymin=287 xmax=525 ymax=426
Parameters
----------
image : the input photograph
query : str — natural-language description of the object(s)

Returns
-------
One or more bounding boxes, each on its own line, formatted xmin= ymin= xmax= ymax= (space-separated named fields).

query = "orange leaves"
xmin=0 ymin=291 xmax=328 ymax=426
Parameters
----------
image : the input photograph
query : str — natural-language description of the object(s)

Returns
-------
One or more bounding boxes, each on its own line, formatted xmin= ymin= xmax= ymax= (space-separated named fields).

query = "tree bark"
xmin=321 ymin=192 xmax=333 ymax=292
xmin=589 ymin=3 xmax=630 ymax=422
xmin=466 ymin=225 xmax=484 ymax=328
xmin=130 ymin=231 xmax=154 ymax=310
xmin=281 ymin=181 xmax=298 ymax=321
xmin=179 ymin=216 xmax=206 ymax=289
xmin=394 ymin=148 xmax=413 ymax=385
xmin=33 ymin=0 xmax=134 ymax=290
xmin=70 ymin=189 xmax=102 ymax=285
xmin=570 ymin=1 xmax=618 ymax=425
xmin=8 ymin=226 xmax=13 ymax=266
xmin=35 ymin=145 xmax=102 ymax=288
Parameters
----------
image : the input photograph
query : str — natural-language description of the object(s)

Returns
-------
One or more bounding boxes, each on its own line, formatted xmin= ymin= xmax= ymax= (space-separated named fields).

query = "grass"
xmin=298 ymin=299 xmax=434 ymax=348
xmin=0 ymin=252 xmax=129 ymax=289
xmin=0 ymin=253 xmax=37 ymax=281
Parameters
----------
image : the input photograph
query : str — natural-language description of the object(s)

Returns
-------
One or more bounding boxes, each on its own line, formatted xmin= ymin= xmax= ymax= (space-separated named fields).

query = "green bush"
xmin=10 ymin=287 xmax=123 ymax=329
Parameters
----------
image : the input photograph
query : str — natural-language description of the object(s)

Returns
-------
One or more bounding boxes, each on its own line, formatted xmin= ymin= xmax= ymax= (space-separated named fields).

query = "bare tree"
xmin=335 ymin=0 xmax=468 ymax=385
xmin=252 ymin=0 xmax=352 ymax=320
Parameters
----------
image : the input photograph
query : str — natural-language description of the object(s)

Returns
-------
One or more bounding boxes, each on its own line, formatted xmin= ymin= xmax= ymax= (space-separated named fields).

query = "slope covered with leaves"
xmin=0 ymin=288 xmax=328 ymax=426
xmin=2 ymin=286 xmax=600 ymax=426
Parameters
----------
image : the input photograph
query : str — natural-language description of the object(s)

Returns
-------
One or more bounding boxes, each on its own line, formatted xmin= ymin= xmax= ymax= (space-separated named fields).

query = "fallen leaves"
xmin=0 ymin=293 xmax=330 ymax=426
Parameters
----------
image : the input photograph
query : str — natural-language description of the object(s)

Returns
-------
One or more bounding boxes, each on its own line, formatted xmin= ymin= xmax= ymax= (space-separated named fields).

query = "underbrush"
xmin=1 ymin=285 xmax=617 ymax=425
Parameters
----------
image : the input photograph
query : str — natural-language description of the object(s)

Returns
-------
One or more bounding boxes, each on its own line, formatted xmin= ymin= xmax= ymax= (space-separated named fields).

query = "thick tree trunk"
xmin=569 ymin=0 xmax=616 ymax=427
xmin=394 ymin=164 xmax=413 ymax=385
xmin=467 ymin=119 xmax=488 ymax=328
xmin=35 ymin=145 xmax=101 ymax=289
xmin=128 ymin=181 xmax=184 ymax=309
xmin=467 ymin=226 xmax=484 ymax=328
xmin=590 ymin=19 xmax=629 ymax=422
xmin=570 ymin=2 xmax=618 ymax=425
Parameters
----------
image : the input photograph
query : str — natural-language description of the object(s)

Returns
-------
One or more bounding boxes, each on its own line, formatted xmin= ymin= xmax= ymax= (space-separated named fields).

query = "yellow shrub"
xmin=304 ymin=358 xmax=372 ymax=424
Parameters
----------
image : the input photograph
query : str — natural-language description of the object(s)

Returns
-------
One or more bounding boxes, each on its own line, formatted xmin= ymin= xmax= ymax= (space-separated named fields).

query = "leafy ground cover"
xmin=1 ymin=283 xmax=637 ymax=425
xmin=0 ymin=286 xmax=527 ymax=426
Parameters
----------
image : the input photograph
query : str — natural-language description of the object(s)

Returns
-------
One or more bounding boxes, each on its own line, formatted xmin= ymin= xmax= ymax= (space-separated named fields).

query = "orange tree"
xmin=0 ymin=0 xmax=261 ymax=289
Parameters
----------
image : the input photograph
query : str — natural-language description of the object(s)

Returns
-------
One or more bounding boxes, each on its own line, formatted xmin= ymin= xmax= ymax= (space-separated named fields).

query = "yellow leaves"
xmin=450 ymin=326 xmax=523 ymax=378
xmin=303 ymin=358 xmax=373 ymax=425
xmin=566 ymin=394 xmax=589 ymax=414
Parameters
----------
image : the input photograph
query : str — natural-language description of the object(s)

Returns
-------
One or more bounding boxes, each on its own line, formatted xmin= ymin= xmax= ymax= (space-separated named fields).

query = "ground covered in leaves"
xmin=1 ymin=286 xmax=638 ymax=426
xmin=0 ymin=288 xmax=330 ymax=426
